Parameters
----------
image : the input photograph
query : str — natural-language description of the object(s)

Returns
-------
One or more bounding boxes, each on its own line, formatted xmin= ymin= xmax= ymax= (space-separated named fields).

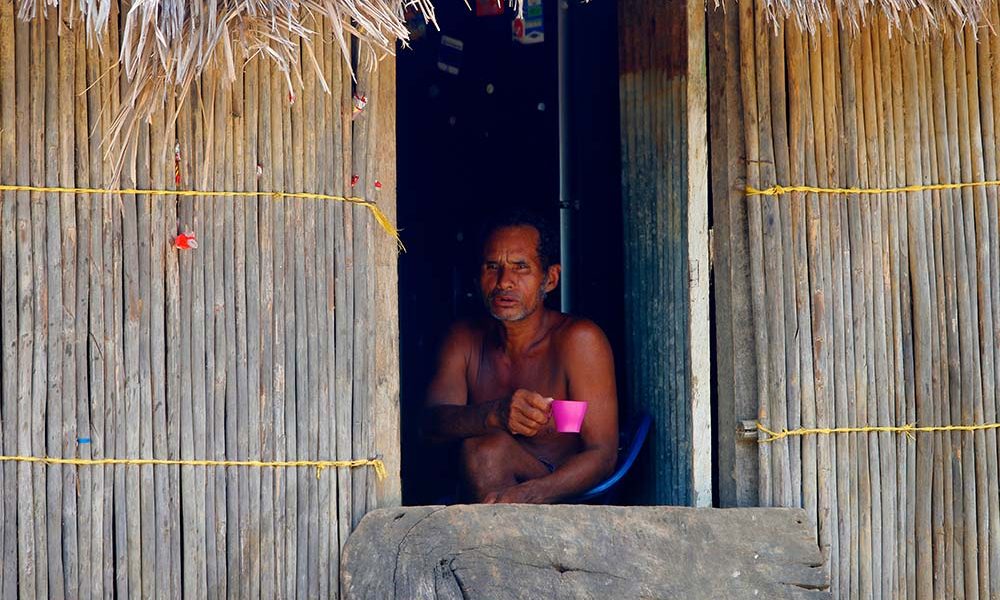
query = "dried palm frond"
xmin=737 ymin=0 xmax=997 ymax=38
xmin=17 ymin=0 xmax=440 ymax=164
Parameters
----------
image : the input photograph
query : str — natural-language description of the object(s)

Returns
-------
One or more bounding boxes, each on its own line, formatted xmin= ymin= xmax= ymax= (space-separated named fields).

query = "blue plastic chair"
xmin=569 ymin=411 xmax=652 ymax=504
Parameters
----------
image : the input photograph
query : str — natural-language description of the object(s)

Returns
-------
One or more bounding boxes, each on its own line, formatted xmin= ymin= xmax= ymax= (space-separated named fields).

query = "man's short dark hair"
xmin=479 ymin=209 xmax=560 ymax=270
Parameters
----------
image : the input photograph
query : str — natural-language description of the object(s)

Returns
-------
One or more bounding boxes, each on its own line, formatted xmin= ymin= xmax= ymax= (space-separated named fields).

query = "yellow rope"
xmin=0 ymin=455 xmax=387 ymax=481
xmin=757 ymin=422 xmax=1000 ymax=443
xmin=746 ymin=179 xmax=1000 ymax=197
xmin=0 ymin=183 xmax=404 ymax=250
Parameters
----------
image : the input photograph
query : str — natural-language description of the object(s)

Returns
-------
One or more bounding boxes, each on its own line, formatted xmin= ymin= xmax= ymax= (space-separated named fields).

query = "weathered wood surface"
xmin=342 ymin=506 xmax=830 ymax=600
xmin=618 ymin=0 xmax=694 ymax=507
xmin=707 ymin=0 xmax=757 ymax=510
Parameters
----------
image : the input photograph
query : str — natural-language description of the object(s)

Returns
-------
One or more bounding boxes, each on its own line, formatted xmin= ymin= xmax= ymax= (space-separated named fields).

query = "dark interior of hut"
xmin=396 ymin=0 xmax=627 ymax=505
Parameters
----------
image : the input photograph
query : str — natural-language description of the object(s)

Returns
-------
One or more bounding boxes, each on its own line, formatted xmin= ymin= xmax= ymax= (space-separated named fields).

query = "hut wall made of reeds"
xmin=711 ymin=1 xmax=1000 ymax=597
xmin=0 ymin=4 xmax=400 ymax=597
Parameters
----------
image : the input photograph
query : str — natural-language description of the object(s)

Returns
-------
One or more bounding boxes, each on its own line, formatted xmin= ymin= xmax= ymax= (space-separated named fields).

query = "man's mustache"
xmin=489 ymin=290 xmax=520 ymax=301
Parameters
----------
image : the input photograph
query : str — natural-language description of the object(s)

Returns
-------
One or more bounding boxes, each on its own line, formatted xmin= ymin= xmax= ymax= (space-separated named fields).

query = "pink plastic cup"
xmin=551 ymin=400 xmax=588 ymax=433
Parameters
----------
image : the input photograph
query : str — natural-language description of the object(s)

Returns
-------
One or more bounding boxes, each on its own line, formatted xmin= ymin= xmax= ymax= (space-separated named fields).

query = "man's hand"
xmin=496 ymin=389 xmax=552 ymax=437
xmin=482 ymin=481 xmax=550 ymax=504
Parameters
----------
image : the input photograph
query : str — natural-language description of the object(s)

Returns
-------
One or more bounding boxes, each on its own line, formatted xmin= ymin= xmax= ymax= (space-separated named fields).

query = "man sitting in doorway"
xmin=423 ymin=210 xmax=618 ymax=503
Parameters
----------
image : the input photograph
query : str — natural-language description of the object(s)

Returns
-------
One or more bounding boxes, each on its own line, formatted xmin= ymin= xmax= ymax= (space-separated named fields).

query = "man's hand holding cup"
xmin=498 ymin=389 xmax=552 ymax=437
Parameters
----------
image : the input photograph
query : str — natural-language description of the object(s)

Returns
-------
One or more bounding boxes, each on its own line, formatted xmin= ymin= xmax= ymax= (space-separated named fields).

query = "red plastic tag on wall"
xmin=374 ymin=180 xmax=382 ymax=190
xmin=174 ymin=232 xmax=198 ymax=250
xmin=351 ymin=175 xmax=359 ymax=188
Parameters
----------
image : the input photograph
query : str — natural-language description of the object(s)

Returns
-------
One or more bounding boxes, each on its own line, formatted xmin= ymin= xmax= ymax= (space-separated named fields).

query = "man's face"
xmin=480 ymin=225 xmax=559 ymax=322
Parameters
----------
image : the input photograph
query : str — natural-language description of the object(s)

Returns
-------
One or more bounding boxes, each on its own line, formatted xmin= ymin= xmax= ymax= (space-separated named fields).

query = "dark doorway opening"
xmin=397 ymin=0 xmax=624 ymax=505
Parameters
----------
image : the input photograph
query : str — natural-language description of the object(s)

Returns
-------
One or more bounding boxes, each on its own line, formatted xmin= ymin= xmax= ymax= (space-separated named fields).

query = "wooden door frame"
xmin=687 ymin=0 xmax=712 ymax=508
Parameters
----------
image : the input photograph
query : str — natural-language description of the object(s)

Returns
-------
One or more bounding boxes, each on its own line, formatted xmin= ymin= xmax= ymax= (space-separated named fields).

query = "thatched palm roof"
xmin=14 ymin=0 xmax=996 ymax=153
xmin=758 ymin=0 xmax=997 ymax=36
xmin=16 ymin=0 xmax=438 ymax=150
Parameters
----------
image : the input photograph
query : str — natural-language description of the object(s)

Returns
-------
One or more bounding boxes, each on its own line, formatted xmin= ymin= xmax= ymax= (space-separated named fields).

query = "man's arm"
xmin=423 ymin=324 xmax=552 ymax=442
xmin=485 ymin=320 xmax=618 ymax=503
xmin=422 ymin=323 xmax=485 ymax=441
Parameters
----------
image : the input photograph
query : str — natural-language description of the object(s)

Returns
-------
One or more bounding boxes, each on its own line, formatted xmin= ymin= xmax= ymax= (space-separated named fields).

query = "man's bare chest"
xmin=467 ymin=349 xmax=567 ymax=404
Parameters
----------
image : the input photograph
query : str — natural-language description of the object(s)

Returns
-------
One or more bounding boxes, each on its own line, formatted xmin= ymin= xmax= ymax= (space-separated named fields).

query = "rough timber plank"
xmin=343 ymin=506 xmax=831 ymax=599
xmin=372 ymin=49 xmax=402 ymax=510
xmin=351 ymin=54 xmax=376 ymax=529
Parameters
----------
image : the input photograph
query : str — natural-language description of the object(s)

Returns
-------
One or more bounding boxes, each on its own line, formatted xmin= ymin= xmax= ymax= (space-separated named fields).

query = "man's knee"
xmin=460 ymin=432 xmax=519 ymax=501
xmin=461 ymin=431 xmax=516 ymax=470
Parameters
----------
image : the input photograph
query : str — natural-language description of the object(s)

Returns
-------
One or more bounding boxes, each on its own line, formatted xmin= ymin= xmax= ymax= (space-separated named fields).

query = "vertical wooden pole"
xmin=243 ymin=51 xmax=264 ymax=600
xmin=807 ymin=23 xmax=838 ymax=595
xmin=290 ymin=39 xmax=306 ymax=597
xmin=15 ymin=14 xmax=37 ymax=597
xmin=901 ymin=32 xmax=935 ymax=600
xmin=737 ymin=0 xmax=771 ymax=509
xmin=785 ymin=19 xmax=815 ymax=532
xmin=256 ymin=48 xmax=277 ymax=600
xmin=231 ymin=49 xmax=251 ymax=600
xmin=952 ymin=27 xmax=985 ymax=600
xmin=164 ymin=83 xmax=182 ymax=600
xmin=880 ymin=19 xmax=907 ymax=599
xmin=104 ymin=9 xmax=126 ymax=597
xmin=964 ymin=25 xmax=1000 ymax=598
xmin=0 ymin=4 xmax=18 ymax=597
xmin=916 ymin=38 xmax=944 ymax=600
xmin=132 ymin=56 xmax=155 ymax=600
xmin=334 ymin=39 xmax=355 ymax=596
xmin=71 ymin=25 xmax=91 ymax=600
xmin=282 ymin=59 xmax=297 ymax=594
xmin=301 ymin=37 xmax=321 ymax=597
xmin=42 ymin=16 xmax=64 ymax=598
xmin=269 ymin=51 xmax=289 ymax=599
xmin=315 ymin=30 xmax=334 ymax=599
xmin=928 ymin=29 xmax=961 ymax=600
xmin=144 ymin=63 xmax=169 ymax=600
xmin=189 ymin=74 xmax=209 ymax=600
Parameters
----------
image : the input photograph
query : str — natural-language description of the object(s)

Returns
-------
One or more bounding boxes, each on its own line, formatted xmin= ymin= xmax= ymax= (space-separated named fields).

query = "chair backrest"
xmin=571 ymin=411 xmax=652 ymax=503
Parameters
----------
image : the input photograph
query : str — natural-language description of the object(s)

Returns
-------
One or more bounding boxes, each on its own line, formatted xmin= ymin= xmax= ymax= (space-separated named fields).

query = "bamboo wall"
xmin=712 ymin=1 xmax=1000 ymax=598
xmin=0 ymin=4 xmax=400 ymax=598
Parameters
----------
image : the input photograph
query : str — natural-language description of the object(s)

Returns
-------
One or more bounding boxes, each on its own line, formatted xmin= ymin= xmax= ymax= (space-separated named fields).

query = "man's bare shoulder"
xmin=440 ymin=318 xmax=489 ymax=355
xmin=552 ymin=314 xmax=613 ymax=357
